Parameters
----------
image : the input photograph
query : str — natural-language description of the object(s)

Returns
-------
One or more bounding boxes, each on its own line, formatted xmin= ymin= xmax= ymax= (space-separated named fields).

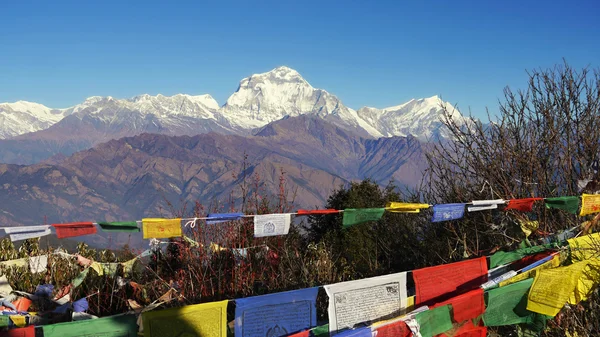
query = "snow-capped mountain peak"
xmin=220 ymin=66 xmax=381 ymax=136
xmin=355 ymin=94 xmax=465 ymax=140
xmin=0 ymin=101 xmax=71 ymax=138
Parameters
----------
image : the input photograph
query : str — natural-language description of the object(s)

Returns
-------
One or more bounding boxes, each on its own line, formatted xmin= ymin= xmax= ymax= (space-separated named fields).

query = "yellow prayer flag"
xmin=527 ymin=260 xmax=589 ymax=317
xmin=499 ymin=254 xmax=562 ymax=287
xmin=568 ymin=233 xmax=600 ymax=261
xmin=210 ymin=243 xmax=227 ymax=252
xmin=121 ymin=258 xmax=137 ymax=275
xmin=518 ymin=220 xmax=539 ymax=238
xmin=142 ymin=218 xmax=182 ymax=239
xmin=406 ymin=295 xmax=415 ymax=312
xmin=10 ymin=315 xmax=26 ymax=327
xmin=0 ymin=258 xmax=28 ymax=268
xmin=580 ymin=194 xmax=600 ymax=216
xmin=142 ymin=300 xmax=228 ymax=337
xmin=385 ymin=202 xmax=430 ymax=213
xmin=568 ymin=258 xmax=600 ymax=304
xmin=90 ymin=262 xmax=104 ymax=276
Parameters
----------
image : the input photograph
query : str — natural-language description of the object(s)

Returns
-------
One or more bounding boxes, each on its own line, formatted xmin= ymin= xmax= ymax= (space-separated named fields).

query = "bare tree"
xmin=425 ymin=61 xmax=600 ymax=335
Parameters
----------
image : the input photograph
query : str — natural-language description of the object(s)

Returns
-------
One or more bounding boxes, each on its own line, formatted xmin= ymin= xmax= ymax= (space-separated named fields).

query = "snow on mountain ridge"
xmin=357 ymin=95 xmax=465 ymax=140
xmin=0 ymin=101 xmax=72 ymax=138
xmin=0 ymin=66 xmax=468 ymax=141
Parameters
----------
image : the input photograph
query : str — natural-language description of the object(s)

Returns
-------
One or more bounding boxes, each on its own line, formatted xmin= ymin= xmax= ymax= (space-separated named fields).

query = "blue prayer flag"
xmin=73 ymin=297 xmax=89 ymax=312
xmin=431 ymin=203 xmax=465 ymax=222
xmin=235 ymin=287 xmax=319 ymax=337
xmin=334 ymin=327 xmax=372 ymax=337
xmin=206 ymin=213 xmax=244 ymax=225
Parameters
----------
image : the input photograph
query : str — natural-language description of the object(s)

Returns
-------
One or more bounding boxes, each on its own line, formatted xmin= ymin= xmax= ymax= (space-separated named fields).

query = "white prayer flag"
xmin=253 ymin=214 xmax=291 ymax=237
xmin=5 ymin=225 xmax=52 ymax=241
xmin=29 ymin=255 xmax=48 ymax=274
xmin=468 ymin=199 xmax=505 ymax=212
xmin=324 ymin=272 xmax=408 ymax=332
xmin=0 ymin=275 xmax=13 ymax=297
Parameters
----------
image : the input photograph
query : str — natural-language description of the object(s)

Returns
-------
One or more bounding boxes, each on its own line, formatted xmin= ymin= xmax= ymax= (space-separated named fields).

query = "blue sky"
xmin=1 ymin=0 xmax=599 ymax=118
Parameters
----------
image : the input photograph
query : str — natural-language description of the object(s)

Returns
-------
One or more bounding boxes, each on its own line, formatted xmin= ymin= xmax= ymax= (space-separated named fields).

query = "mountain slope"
xmin=0 ymin=116 xmax=426 ymax=229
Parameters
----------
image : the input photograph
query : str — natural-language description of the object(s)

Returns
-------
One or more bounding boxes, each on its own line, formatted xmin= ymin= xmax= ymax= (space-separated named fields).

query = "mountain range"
xmin=0 ymin=66 xmax=465 ymax=165
xmin=0 ymin=66 xmax=466 ymax=246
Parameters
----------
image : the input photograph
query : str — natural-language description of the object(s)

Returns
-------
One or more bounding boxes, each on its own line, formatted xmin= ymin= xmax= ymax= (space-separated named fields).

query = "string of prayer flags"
xmin=143 ymin=300 xmax=228 ymax=337
xmin=0 ymin=325 xmax=34 ymax=337
xmin=385 ymin=202 xmax=430 ymax=213
xmin=431 ymin=203 xmax=465 ymax=222
xmin=43 ymin=314 xmax=138 ymax=337
xmin=467 ymin=199 xmax=505 ymax=212
xmin=4 ymin=225 xmax=51 ymax=242
xmin=287 ymin=330 xmax=310 ymax=337
xmin=342 ymin=208 xmax=385 ymax=227
xmin=504 ymin=198 xmax=543 ymax=212
xmin=526 ymin=260 xmax=590 ymax=317
xmin=431 ymin=288 xmax=485 ymax=324
xmin=234 ymin=287 xmax=318 ymax=337
xmin=142 ymin=218 xmax=182 ymax=239
xmin=483 ymin=278 xmax=537 ymax=326
xmin=544 ymin=196 xmax=580 ymax=214
xmin=52 ymin=222 xmax=96 ymax=239
xmin=206 ymin=213 xmax=244 ymax=225
xmin=296 ymin=209 xmax=340 ymax=215
xmin=489 ymin=243 xmax=554 ymax=269
xmin=324 ymin=272 xmax=407 ymax=332
xmin=580 ymin=193 xmax=600 ymax=216
xmin=413 ymin=257 xmax=487 ymax=306
xmin=414 ymin=304 xmax=453 ymax=337
xmin=97 ymin=221 xmax=140 ymax=233
xmin=253 ymin=213 xmax=291 ymax=237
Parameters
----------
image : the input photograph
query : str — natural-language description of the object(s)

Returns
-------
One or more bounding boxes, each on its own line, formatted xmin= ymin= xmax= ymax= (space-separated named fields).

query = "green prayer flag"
xmin=544 ymin=196 xmax=580 ymax=214
xmin=98 ymin=221 xmax=140 ymax=233
xmin=482 ymin=278 xmax=549 ymax=327
xmin=72 ymin=268 xmax=90 ymax=289
xmin=42 ymin=314 xmax=138 ymax=337
xmin=0 ymin=315 xmax=9 ymax=328
xmin=342 ymin=208 xmax=385 ymax=227
xmin=312 ymin=324 xmax=329 ymax=337
xmin=489 ymin=243 xmax=554 ymax=268
xmin=415 ymin=305 xmax=453 ymax=337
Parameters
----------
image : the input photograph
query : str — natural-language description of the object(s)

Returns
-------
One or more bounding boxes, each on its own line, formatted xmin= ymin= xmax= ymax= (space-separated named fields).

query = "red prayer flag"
xmin=432 ymin=288 xmax=485 ymax=323
xmin=287 ymin=330 xmax=309 ymax=337
xmin=413 ymin=257 xmax=488 ymax=306
xmin=0 ymin=326 xmax=35 ymax=337
xmin=373 ymin=320 xmax=412 ymax=337
xmin=52 ymin=222 xmax=97 ymax=239
xmin=504 ymin=198 xmax=543 ymax=212
xmin=435 ymin=320 xmax=486 ymax=337
xmin=296 ymin=209 xmax=340 ymax=215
